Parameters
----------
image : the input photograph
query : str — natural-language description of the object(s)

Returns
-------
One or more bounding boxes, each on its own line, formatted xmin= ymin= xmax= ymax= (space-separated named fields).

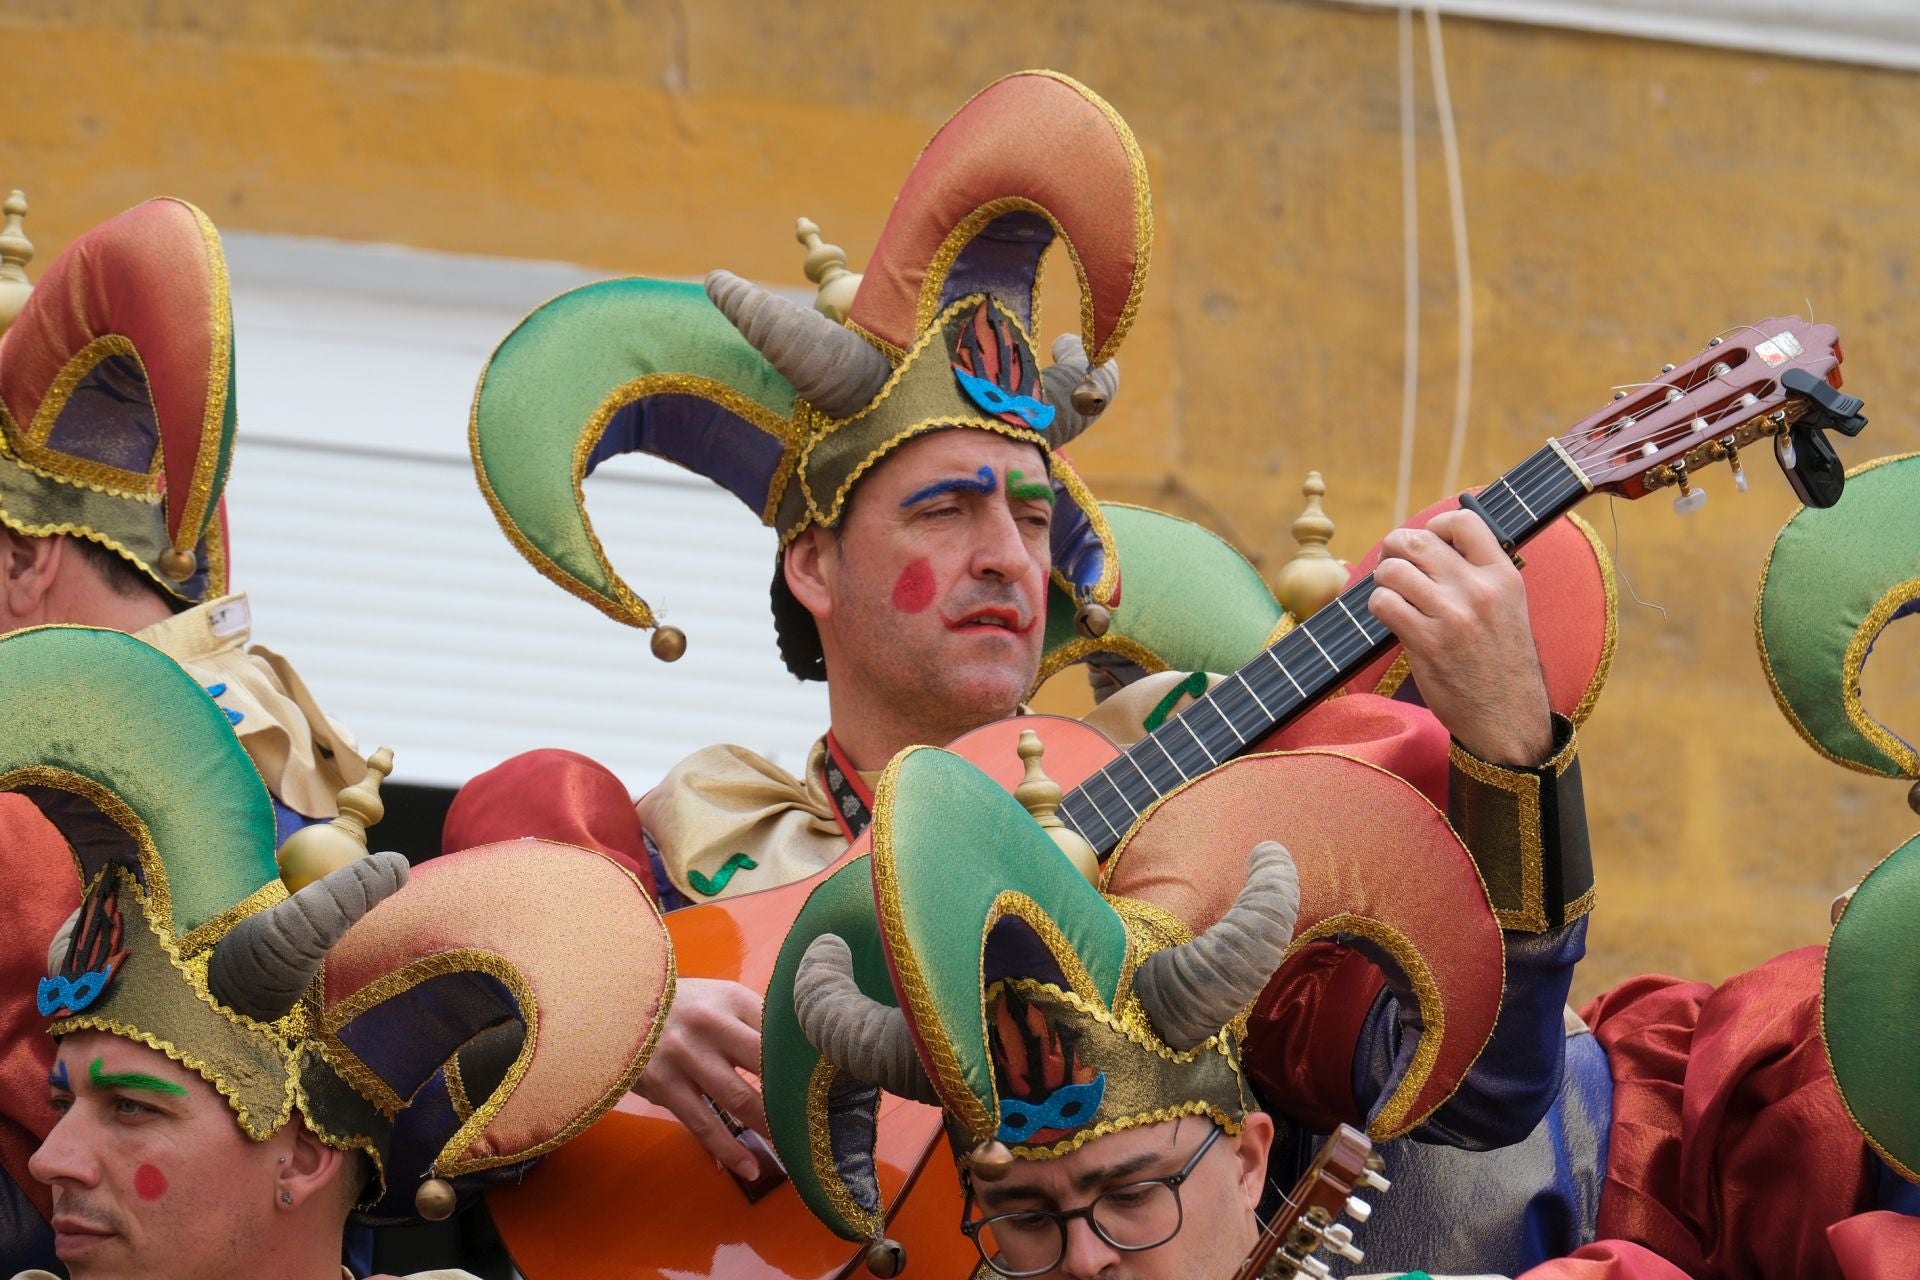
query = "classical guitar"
xmin=1232 ymin=1123 xmax=1384 ymax=1280
xmin=490 ymin=317 xmax=1864 ymax=1279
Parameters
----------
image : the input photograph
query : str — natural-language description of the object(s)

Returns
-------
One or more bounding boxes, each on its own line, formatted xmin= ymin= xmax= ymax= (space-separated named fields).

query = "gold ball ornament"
xmin=968 ymin=1139 xmax=1016 ymax=1182
xmin=1069 ymin=375 xmax=1108 ymax=418
xmin=415 ymin=1177 xmax=457 ymax=1222
xmin=1074 ymin=601 xmax=1111 ymax=640
xmin=1908 ymin=779 xmax=1920 ymax=816
xmin=157 ymin=546 xmax=197 ymax=582
xmin=864 ymin=1237 xmax=907 ymax=1277
xmin=651 ymin=625 xmax=688 ymax=662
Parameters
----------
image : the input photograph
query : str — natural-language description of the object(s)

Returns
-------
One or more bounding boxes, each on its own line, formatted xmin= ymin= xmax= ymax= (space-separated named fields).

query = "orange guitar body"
xmin=488 ymin=714 xmax=1503 ymax=1278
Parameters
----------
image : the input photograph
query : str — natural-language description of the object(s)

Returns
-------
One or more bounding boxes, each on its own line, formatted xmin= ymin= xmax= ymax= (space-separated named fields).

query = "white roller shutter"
xmin=221 ymin=233 xmax=829 ymax=790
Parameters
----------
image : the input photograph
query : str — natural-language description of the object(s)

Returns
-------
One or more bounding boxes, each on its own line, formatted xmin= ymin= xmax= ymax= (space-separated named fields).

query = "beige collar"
xmin=134 ymin=592 xmax=252 ymax=662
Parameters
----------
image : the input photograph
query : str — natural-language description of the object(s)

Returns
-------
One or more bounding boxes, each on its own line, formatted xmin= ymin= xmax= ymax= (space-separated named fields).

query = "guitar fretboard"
xmin=1059 ymin=443 xmax=1590 ymax=856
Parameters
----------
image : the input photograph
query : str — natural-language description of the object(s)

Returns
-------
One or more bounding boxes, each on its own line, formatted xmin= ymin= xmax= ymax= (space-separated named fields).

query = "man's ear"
xmin=1230 ymin=1112 xmax=1275 ymax=1210
xmin=279 ymin=1121 xmax=352 ymax=1214
xmin=0 ymin=529 xmax=62 ymax=624
xmin=783 ymin=525 xmax=838 ymax=621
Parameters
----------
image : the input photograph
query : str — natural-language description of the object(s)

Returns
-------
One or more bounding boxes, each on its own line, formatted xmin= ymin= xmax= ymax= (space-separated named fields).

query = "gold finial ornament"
xmin=863 ymin=1237 xmax=906 ymax=1277
xmin=795 ymin=217 xmax=862 ymax=323
xmin=0 ymin=189 xmax=34 ymax=333
xmin=1272 ymin=470 xmax=1349 ymax=621
xmin=156 ymin=546 xmax=198 ymax=582
xmin=650 ymin=624 xmax=687 ymax=662
xmin=276 ymin=747 xmax=394 ymax=892
xmin=1908 ymin=779 xmax=1920 ymax=816
xmin=415 ymin=1176 xmax=457 ymax=1222
xmin=967 ymin=1139 xmax=1015 ymax=1181
xmin=1069 ymin=376 xmax=1108 ymax=417
xmin=1014 ymin=729 xmax=1100 ymax=885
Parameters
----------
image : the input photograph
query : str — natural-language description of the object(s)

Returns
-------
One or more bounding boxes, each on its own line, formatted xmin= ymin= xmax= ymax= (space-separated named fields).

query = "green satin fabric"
xmin=1825 ymin=831 xmax=1920 ymax=1180
xmin=471 ymin=277 xmax=797 ymax=618
xmin=1757 ymin=452 xmax=1920 ymax=778
xmin=0 ymin=626 xmax=276 ymax=937
xmin=1043 ymin=501 xmax=1283 ymax=674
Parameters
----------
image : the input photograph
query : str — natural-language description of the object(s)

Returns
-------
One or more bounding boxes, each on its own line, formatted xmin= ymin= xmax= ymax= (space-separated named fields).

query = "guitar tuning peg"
xmin=1673 ymin=485 xmax=1709 ymax=516
xmin=1355 ymin=1167 xmax=1391 ymax=1193
xmin=1732 ymin=459 xmax=1749 ymax=492
xmin=1298 ymin=1256 xmax=1332 ymax=1280
xmin=1323 ymin=1224 xmax=1366 ymax=1264
xmin=1344 ymin=1196 xmax=1373 ymax=1223
xmin=1776 ymin=432 xmax=1798 ymax=470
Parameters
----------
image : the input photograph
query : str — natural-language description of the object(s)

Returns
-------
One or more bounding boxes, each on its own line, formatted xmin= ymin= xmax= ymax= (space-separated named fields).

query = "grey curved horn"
xmin=704 ymin=270 xmax=892 ymax=419
xmin=794 ymin=934 xmax=940 ymax=1104
xmin=206 ymin=852 xmax=410 ymax=1023
xmin=45 ymin=908 xmax=80 ymax=978
xmin=1131 ymin=841 xmax=1300 ymax=1050
xmin=1039 ymin=333 xmax=1120 ymax=450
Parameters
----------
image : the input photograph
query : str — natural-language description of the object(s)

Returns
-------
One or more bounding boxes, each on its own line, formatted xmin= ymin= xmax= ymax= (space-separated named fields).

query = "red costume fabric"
xmin=0 ymin=796 xmax=82 ymax=1220
xmin=441 ymin=748 xmax=658 ymax=899
xmin=1518 ymin=947 xmax=1902 ymax=1280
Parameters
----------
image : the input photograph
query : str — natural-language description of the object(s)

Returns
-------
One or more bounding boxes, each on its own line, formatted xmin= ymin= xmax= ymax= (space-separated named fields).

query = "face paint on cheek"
xmin=891 ymin=559 xmax=937 ymax=614
xmin=133 ymin=1163 xmax=167 ymax=1201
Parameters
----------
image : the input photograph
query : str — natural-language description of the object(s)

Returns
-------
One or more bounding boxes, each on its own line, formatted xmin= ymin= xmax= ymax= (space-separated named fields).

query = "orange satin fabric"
xmin=0 ymin=796 xmax=82 ymax=1219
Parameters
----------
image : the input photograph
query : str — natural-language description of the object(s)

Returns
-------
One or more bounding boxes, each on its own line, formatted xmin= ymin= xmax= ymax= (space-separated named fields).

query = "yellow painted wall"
xmin=6 ymin=0 xmax=1917 ymax=998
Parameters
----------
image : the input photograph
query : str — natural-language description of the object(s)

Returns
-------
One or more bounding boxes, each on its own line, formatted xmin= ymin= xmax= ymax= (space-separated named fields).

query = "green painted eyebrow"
xmin=89 ymin=1056 xmax=187 ymax=1097
xmin=1007 ymin=469 xmax=1055 ymax=504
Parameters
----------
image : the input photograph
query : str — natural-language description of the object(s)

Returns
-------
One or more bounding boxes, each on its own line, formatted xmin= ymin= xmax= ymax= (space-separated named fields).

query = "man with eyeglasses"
xmin=758 ymin=741 xmax=1408 ymax=1279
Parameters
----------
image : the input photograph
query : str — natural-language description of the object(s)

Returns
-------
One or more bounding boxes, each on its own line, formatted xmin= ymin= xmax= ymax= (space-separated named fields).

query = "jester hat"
xmin=470 ymin=70 xmax=1148 ymax=667
xmin=762 ymin=744 xmax=1299 ymax=1252
xmin=0 ymin=198 xmax=234 ymax=602
xmin=1756 ymin=451 xmax=1920 ymax=781
xmin=12 ymin=627 xmax=672 ymax=1215
xmin=1825 ymin=831 xmax=1920 ymax=1185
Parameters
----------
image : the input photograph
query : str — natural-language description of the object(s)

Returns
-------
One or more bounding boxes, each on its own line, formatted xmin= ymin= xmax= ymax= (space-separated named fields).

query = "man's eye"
xmin=48 ymin=1096 xmax=71 ymax=1116
xmin=114 ymin=1098 xmax=157 ymax=1118
xmin=1101 ymin=1186 xmax=1158 ymax=1210
xmin=996 ymin=1212 xmax=1053 ymax=1236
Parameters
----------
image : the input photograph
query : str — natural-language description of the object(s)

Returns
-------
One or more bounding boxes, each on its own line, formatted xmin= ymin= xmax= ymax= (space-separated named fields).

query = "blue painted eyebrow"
xmin=48 ymin=1061 xmax=70 ymax=1092
xmin=900 ymin=465 xmax=997 ymax=508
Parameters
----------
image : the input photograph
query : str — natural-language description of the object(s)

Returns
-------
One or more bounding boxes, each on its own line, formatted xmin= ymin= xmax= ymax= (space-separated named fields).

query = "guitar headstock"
xmin=1236 ymin=1123 xmax=1385 ymax=1280
xmin=1557 ymin=318 xmax=1866 ymax=513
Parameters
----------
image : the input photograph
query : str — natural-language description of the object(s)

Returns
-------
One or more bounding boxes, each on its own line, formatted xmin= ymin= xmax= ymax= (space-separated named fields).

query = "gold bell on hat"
xmin=864 ymin=1237 xmax=907 ymax=1277
xmin=967 ymin=1139 xmax=1016 ymax=1182
xmin=415 ymin=1176 xmax=457 ymax=1222
xmin=275 ymin=747 xmax=394 ymax=892
xmin=157 ymin=546 xmax=198 ymax=582
xmin=650 ymin=624 xmax=687 ymax=662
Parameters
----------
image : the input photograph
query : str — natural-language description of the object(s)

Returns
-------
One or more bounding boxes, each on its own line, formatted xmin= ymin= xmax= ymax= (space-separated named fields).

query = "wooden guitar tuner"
xmin=1231 ymin=1124 xmax=1386 ymax=1280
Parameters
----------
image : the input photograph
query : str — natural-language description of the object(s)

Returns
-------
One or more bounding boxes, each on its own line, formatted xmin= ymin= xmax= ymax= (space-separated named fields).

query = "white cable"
xmin=1394 ymin=4 xmax=1421 ymax=527
xmin=1427 ymin=4 xmax=1475 ymax=497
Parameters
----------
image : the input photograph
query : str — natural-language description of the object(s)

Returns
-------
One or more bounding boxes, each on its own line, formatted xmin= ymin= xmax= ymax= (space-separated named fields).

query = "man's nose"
xmin=971 ymin=505 xmax=1038 ymax=582
xmin=1057 ymin=1214 xmax=1123 ymax=1278
xmin=28 ymin=1109 xmax=102 ymax=1190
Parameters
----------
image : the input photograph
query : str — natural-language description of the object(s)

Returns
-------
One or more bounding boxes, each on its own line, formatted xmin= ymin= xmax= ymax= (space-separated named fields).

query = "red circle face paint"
xmin=891 ymin=559 xmax=937 ymax=614
xmin=133 ymin=1163 xmax=168 ymax=1201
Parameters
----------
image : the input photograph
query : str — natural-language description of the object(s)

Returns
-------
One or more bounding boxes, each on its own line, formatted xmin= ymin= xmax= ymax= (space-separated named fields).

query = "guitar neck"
xmin=1059 ymin=441 xmax=1591 ymax=858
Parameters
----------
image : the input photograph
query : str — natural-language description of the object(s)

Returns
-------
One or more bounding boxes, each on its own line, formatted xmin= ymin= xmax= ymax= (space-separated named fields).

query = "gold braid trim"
xmin=1 ymin=765 xmax=171 ymax=934
xmin=444 ymin=1050 xmax=473 ymax=1122
xmin=0 ymin=425 xmax=162 ymax=499
xmin=1049 ymin=455 xmax=1120 ymax=602
xmin=1752 ymin=451 xmax=1920 ymax=779
xmin=1008 ymin=1102 xmax=1243 ymax=1162
xmin=870 ymin=748 xmax=994 ymax=1139
xmin=990 ymin=977 xmax=1234 ymax=1067
xmin=175 ymin=877 xmax=288 ymax=958
xmin=1030 ymin=633 xmax=1166 ymax=694
xmin=1566 ymin=510 xmax=1618 ymax=725
xmin=168 ymin=201 xmax=234 ymax=554
xmin=1448 ymin=741 xmax=1548 ymax=933
xmin=805 ymin=1056 xmax=885 ymax=1240
xmin=1842 ymin=578 xmax=1920 ymax=777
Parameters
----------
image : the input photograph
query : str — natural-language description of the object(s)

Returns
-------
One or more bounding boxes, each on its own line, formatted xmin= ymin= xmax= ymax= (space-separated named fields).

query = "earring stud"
xmin=280 ymin=1191 xmax=294 ymax=1205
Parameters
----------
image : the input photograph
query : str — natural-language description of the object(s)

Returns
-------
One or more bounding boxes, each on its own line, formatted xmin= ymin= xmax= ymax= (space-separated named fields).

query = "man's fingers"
xmin=657 ymin=1080 xmax=760 ymax=1179
xmin=1426 ymin=507 xmax=1512 ymax=569
xmin=1371 ymin=557 xmax=1447 ymax=622
xmin=1367 ymin=585 xmax=1428 ymax=642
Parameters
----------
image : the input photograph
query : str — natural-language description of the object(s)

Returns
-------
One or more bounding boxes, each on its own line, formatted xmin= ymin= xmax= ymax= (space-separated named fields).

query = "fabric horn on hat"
xmin=704 ymin=270 xmax=891 ymax=420
xmin=1131 ymin=840 xmax=1301 ymax=1050
xmin=207 ymin=852 xmax=410 ymax=1023
xmin=1039 ymin=334 xmax=1120 ymax=450
xmin=794 ymin=934 xmax=940 ymax=1105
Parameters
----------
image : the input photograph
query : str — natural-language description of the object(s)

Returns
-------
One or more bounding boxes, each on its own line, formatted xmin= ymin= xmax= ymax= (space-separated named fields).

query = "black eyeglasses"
xmin=959 ymin=1124 xmax=1223 ymax=1278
